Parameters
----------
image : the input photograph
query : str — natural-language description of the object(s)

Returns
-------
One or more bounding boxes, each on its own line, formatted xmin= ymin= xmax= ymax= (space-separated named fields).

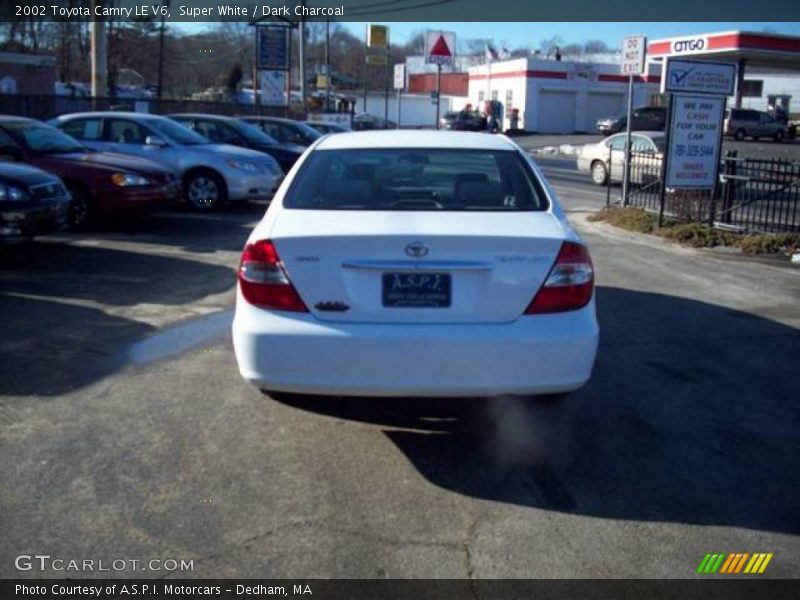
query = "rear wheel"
xmin=590 ymin=160 xmax=608 ymax=186
xmin=774 ymin=129 xmax=785 ymax=142
xmin=734 ymin=128 xmax=746 ymax=141
xmin=184 ymin=170 xmax=226 ymax=210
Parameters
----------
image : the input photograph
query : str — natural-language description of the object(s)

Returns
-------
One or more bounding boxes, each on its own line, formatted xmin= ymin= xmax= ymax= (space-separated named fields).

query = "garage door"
xmin=586 ymin=92 xmax=625 ymax=132
xmin=538 ymin=90 xmax=577 ymax=133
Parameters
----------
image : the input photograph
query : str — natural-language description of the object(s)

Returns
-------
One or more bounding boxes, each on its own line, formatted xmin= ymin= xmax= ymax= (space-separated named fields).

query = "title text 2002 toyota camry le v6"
xmin=232 ymin=131 xmax=598 ymax=400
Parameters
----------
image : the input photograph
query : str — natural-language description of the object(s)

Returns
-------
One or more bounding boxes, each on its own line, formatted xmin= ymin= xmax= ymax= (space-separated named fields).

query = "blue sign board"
xmin=258 ymin=27 xmax=289 ymax=71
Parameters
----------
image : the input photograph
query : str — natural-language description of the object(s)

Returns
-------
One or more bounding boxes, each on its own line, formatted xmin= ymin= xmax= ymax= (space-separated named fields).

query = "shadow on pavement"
xmin=70 ymin=203 xmax=263 ymax=254
xmin=0 ymin=239 xmax=235 ymax=396
xmin=273 ymin=286 xmax=800 ymax=534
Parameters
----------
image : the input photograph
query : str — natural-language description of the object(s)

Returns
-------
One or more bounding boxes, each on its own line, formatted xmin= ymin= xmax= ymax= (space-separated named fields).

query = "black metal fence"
xmin=0 ymin=93 xmax=304 ymax=121
xmin=615 ymin=150 xmax=800 ymax=234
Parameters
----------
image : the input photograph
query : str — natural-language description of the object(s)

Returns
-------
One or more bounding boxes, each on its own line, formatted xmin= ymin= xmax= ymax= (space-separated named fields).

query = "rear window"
xmin=283 ymin=148 xmax=548 ymax=211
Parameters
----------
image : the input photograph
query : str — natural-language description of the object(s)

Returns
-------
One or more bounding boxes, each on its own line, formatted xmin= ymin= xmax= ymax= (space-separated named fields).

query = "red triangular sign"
xmin=430 ymin=35 xmax=452 ymax=58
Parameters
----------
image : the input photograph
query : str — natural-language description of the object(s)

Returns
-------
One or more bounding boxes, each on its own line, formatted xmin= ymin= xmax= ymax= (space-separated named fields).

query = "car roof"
xmin=609 ymin=130 xmax=665 ymax=138
xmin=169 ymin=113 xmax=234 ymax=121
xmin=240 ymin=116 xmax=295 ymax=124
xmin=316 ymin=130 xmax=518 ymax=151
xmin=53 ymin=111 xmax=166 ymax=120
xmin=0 ymin=115 xmax=36 ymax=124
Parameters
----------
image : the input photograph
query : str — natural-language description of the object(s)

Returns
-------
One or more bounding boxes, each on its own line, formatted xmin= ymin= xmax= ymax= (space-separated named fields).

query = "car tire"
xmin=64 ymin=184 xmax=93 ymax=230
xmin=774 ymin=129 xmax=785 ymax=142
xmin=734 ymin=129 xmax=746 ymax=141
xmin=590 ymin=160 xmax=608 ymax=186
xmin=184 ymin=170 xmax=226 ymax=210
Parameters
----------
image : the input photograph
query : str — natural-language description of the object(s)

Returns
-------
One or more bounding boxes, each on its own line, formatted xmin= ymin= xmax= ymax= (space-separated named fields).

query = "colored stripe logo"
xmin=697 ymin=553 xmax=773 ymax=574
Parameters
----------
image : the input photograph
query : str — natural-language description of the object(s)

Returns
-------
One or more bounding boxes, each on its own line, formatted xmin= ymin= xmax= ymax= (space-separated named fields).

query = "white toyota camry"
xmin=232 ymin=131 xmax=598 ymax=399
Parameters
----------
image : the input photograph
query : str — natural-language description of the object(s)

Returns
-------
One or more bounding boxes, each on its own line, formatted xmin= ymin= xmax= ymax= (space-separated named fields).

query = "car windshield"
xmin=284 ymin=148 xmax=547 ymax=211
xmin=149 ymin=118 xmax=209 ymax=145
xmin=5 ymin=122 xmax=86 ymax=154
xmin=233 ymin=121 xmax=279 ymax=145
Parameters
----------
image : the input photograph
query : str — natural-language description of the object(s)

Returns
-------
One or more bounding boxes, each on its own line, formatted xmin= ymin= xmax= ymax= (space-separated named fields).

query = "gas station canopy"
xmin=647 ymin=31 xmax=800 ymax=72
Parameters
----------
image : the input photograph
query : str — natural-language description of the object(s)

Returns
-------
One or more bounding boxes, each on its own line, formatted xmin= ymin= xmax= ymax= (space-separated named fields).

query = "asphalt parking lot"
xmin=1 ymin=170 xmax=799 ymax=578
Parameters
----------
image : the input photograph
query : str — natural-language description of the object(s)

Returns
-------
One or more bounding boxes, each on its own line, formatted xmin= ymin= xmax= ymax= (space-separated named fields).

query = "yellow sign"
xmin=316 ymin=75 xmax=329 ymax=88
xmin=366 ymin=53 xmax=388 ymax=66
xmin=367 ymin=24 xmax=388 ymax=48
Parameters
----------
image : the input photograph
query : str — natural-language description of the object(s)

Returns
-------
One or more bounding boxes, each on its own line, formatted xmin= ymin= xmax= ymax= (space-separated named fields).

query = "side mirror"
xmin=145 ymin=135 xmax=166 ymax=147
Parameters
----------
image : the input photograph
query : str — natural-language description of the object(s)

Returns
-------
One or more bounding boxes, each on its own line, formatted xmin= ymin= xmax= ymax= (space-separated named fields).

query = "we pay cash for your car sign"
xmin=666 ymin=96 xmax=725 ymax=189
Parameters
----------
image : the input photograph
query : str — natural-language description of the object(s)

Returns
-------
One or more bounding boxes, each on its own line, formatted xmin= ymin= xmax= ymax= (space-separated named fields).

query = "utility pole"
xmin=157 ymin=1 xmax=169 ymax=102
xmin=298 ymin=1 xmax=306 ymax=115
xmin=325 ymin=17 xmax=331 ymax=112
xmin=90 ymin=2 xmax=107 ymax=102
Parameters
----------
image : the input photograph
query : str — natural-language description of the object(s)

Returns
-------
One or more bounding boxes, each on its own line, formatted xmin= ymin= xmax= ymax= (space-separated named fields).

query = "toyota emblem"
xmin=405 ymin=241 xmax=429 ymax=258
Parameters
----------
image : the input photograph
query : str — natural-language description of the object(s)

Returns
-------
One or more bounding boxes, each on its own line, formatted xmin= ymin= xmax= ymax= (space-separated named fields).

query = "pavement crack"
xmin=462 ymin=513 xmax=483 ymax=586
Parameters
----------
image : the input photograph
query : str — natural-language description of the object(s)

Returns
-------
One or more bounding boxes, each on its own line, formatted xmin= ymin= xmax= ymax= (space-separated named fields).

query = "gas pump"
xmin=509 ymin=108 xmax=520 ymax=132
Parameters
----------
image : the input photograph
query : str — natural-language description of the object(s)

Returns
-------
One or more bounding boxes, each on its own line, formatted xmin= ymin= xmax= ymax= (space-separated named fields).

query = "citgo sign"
xmin=671 ymin=37 xmax=709 ymax=54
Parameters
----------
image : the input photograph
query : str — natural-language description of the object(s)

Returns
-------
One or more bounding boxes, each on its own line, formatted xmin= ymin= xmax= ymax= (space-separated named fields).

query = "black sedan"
xmin=238 ymin=116 xmax=321 ymax=148
xmin=306 ymin=121 xmax=350 ymax=135
xmin=440 ymin=110 xmax=487 ymax=132
xmin=0 ymin=162 xmax=70 ymax=241
xmin=169 ymin=114 xmax=305 ymax=172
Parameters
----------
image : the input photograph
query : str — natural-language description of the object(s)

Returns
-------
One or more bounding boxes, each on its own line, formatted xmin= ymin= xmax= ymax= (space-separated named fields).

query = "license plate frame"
xmin=382 ymin=272 xmax=451 ymax=308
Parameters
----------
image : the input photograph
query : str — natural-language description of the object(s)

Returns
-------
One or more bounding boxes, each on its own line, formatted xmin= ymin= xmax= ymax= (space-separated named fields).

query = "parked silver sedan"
xmin=577 ymin=131 xmax=665 ymax=186
xmin=49 ymin=112 xmax=283 ymax=209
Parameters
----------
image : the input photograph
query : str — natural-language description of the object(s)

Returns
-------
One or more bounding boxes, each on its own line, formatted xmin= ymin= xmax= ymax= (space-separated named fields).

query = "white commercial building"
xmin=468 ymin=58 xmax=660 ymax=133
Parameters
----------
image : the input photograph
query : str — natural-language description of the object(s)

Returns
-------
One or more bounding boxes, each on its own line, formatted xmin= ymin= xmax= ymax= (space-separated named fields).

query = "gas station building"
xmin=466 ymin=30 xmax=800 ymax=133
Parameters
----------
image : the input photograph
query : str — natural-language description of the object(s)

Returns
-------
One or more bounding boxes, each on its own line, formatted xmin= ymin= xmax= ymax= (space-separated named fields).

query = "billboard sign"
xmin=257 ymin=26 xmax=289 ymax=71
xmin=662 ymin=59 xmax=737 ymax=96
xmin=665 ymin=94 xmax=725 ymax=189
xmin=425 ymin=31 xmax=455 ymax=66
xmin=259 ymin=70 xmax=287 ymax=107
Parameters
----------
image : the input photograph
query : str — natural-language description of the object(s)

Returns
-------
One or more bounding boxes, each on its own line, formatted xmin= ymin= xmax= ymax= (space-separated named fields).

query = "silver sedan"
xmin=50 ymin=112 xmax=284 ymax=210
xmin=577 ymin=131 xmax=665 ymax=186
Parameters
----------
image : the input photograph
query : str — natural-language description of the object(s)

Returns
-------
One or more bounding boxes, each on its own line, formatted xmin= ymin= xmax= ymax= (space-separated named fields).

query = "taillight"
xmin=238 ymin=240 xmax=308 ymax=312
xmin=525 ymin=241 xmax=594 ymax=314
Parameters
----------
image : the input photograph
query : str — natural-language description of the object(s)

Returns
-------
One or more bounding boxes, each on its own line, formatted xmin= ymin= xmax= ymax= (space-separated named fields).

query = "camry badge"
xmin=405 ymin=241 xmax=429 ymax=258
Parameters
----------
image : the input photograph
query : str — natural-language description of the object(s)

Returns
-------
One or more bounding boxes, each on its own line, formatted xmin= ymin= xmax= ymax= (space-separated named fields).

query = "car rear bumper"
xmin=232 ymin=293 xmax=599 ymax=397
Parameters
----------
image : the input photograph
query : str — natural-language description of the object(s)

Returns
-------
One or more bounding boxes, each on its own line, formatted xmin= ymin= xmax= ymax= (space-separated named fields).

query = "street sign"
xmin=367 ymin=24 xmax=388 ymax=48
xmin=393 ymin=63 xmax=405 ymax=90
xmin=316 ymin=74 xmax=329 ymax=89
xmin=665 ymin=94 xmax=725 ymax=189
xmin=621 ymin=35 xmax=646 ymax=76
xmin=425 ymin=31 xmax=455 ymax=66
xmin=662 ymin=59 xmax=737 ymax=96
xmin=259 ymin=70 xmax=287 ymax=107
xmin=257 ymin=26 xmax=289 ymax=71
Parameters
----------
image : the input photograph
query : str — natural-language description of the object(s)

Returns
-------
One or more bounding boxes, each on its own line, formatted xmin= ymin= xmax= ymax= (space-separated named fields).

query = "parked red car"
xmin=0 ymin=116 xmax=180 ymax=228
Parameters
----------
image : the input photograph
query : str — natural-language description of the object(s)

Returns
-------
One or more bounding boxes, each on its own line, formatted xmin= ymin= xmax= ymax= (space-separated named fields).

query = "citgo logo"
xmin=697 ymin=553 xmax=774 ymax=574
xmin=672 ymin=37 xmax=707 ymax=53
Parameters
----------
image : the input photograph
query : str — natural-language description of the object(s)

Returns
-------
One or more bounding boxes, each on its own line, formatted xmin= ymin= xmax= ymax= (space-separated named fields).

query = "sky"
xmin=182 ymin=21 xmax=800 ymax=49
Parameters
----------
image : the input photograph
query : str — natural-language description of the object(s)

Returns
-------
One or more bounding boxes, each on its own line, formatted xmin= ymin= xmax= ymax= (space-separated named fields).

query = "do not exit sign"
xmin=621 ymin=35 xmax=646 ymax=76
